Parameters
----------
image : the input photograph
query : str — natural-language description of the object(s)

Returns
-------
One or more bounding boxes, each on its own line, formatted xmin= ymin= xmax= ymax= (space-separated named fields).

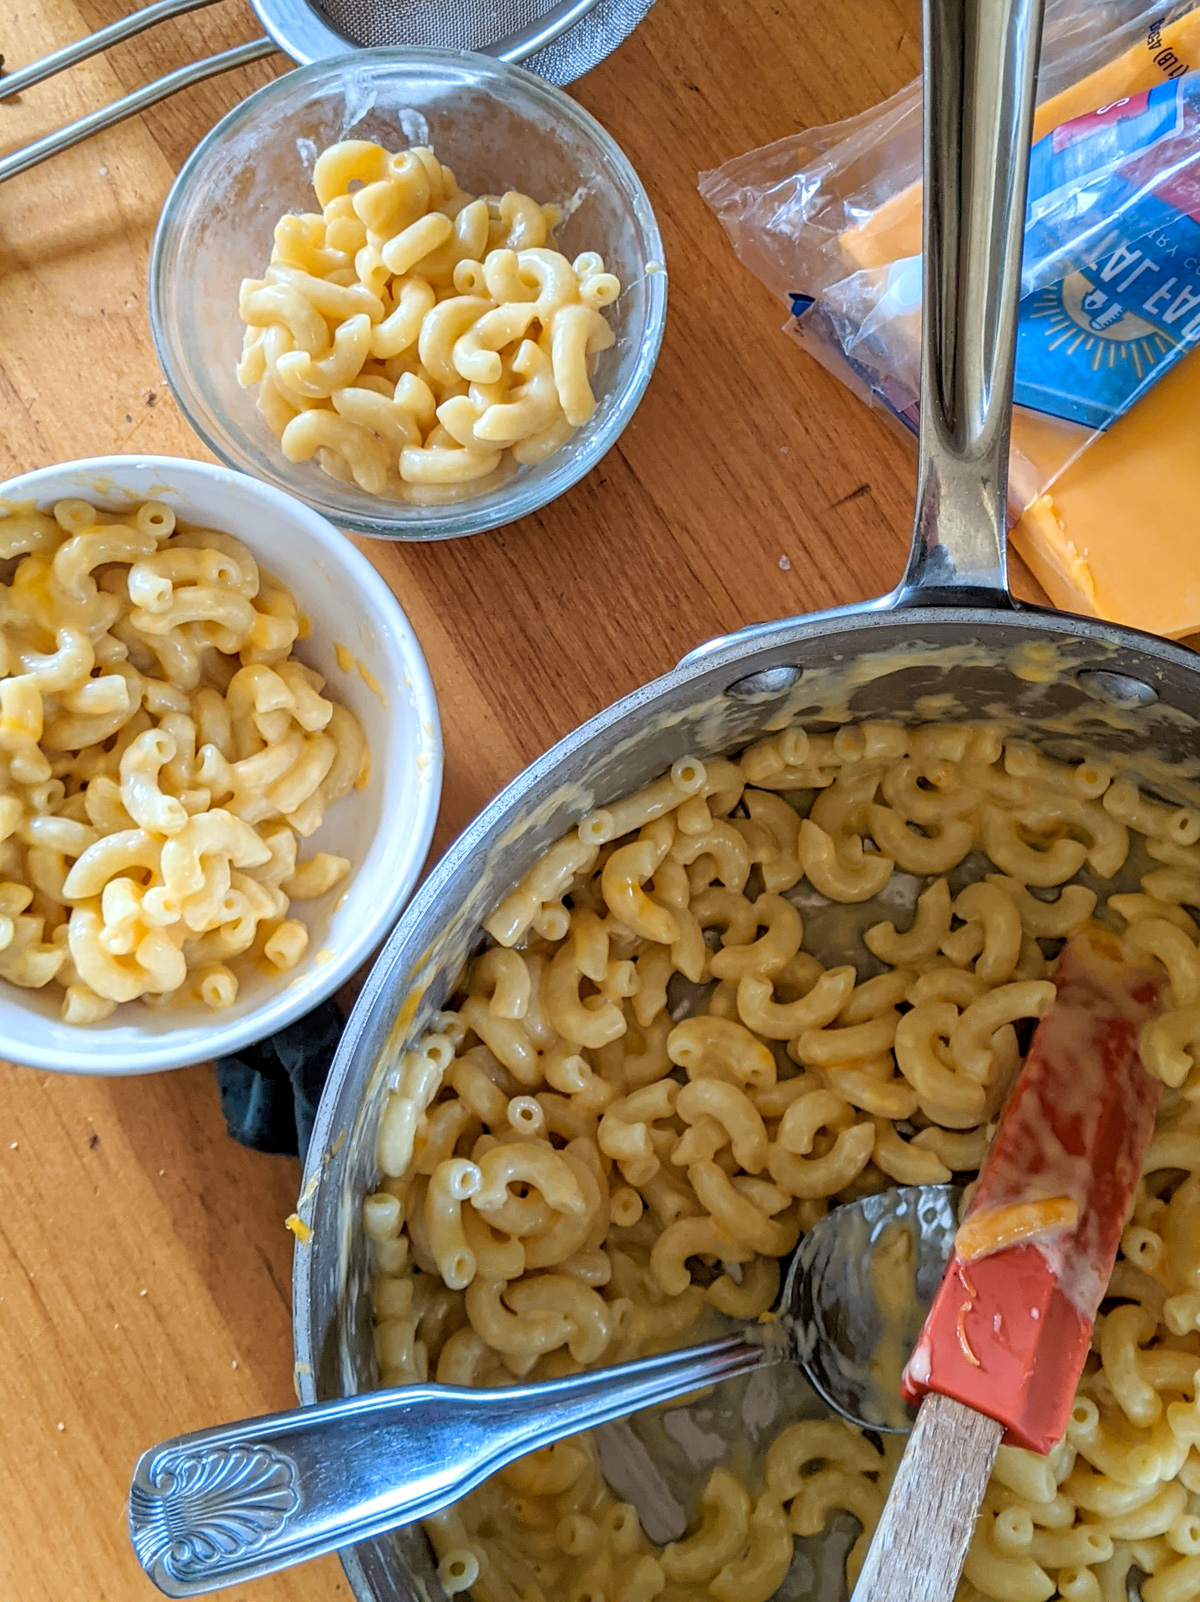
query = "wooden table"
xmin=0 ymin=2 xmax=1049 ymax=1596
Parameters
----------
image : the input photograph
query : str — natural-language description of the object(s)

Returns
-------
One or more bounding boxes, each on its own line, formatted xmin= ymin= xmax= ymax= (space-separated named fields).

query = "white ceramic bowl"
xmin=0 ymin=456 xmax=442 ymax=1073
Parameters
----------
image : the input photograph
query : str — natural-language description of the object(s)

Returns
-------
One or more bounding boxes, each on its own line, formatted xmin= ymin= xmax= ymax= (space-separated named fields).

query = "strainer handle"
xmin=895 ymin=0 xmax=1043 ymax=610
xmin=0 ymin=0 xmax=224 ymax=102
xmin=0 ymin=0 xmax=604 ymax=186
xmin=0 ymin=37 xmax=280 ymax=187
xmin=483 ymin=0 xmax=605 ymax=62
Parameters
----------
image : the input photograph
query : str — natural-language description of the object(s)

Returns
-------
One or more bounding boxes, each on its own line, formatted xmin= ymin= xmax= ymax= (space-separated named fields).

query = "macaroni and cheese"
xmin=366 ymin=723 xmax=1200 ymax=1602
xmin=237 ymin=141 xmax=623 ymax=504
xmin=0 ymin=496 xmax=367 ymax=1021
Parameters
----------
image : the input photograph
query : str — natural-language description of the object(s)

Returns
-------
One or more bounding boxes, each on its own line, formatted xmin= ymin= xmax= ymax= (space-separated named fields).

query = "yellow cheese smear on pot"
xmin=841 ymin=9 xmax=1200 ymax=640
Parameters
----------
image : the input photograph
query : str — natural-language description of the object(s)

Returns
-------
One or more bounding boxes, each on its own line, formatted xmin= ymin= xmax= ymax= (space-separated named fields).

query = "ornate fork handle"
xmin=128 ymin=1332 xmax=774 ymax=1597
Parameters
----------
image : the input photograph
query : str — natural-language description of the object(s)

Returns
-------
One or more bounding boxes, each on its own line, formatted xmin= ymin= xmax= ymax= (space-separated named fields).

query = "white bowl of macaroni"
xmin=149 ymin=50 xmax=667 ymax=541
xmin=0 ymin=455 xmax=441 ymax=1072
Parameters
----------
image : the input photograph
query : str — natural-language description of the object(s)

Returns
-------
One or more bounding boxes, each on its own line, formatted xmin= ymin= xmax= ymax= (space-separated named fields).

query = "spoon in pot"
xmin=128 ymin=1183 xmax=959 ymax=1598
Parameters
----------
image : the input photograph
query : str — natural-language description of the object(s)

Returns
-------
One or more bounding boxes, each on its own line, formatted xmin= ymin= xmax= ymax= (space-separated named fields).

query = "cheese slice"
xmin=837 ymin=9 xmax=1200 ymax=638
xmin=1016 ymin=346 xmax=1200 ymax=637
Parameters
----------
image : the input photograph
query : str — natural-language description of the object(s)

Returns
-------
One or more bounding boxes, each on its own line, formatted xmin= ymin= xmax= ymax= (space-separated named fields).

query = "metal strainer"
xmin=0 ymin=0 xmax=655 ymax=184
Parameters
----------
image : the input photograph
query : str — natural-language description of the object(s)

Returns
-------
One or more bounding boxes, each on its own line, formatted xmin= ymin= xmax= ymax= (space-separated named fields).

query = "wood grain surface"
xmin=0 ymin=2 xmax=1049 ymax=1597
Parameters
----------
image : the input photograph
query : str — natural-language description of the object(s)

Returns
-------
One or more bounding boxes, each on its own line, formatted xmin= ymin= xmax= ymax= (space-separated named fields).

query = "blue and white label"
xmin=1014 ymin=71 xmax=1200 ymax=429
xmin=791 ymin=69 xmax=1200 ymax=435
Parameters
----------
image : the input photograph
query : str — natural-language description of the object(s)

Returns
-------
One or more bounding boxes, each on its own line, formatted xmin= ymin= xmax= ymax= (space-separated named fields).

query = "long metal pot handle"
xmin=681 ymin=0 xmax=1042 ymax=672
xmin=0 ymin=0 xmax=603 ymax=187
xmin=896 ymin=0 xmax=1041 ymax=609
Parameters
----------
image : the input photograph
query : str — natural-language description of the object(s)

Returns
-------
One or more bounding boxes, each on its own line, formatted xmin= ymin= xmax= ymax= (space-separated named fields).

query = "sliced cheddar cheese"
xmin=1016 ymin=346 xmax=1200 ymax=638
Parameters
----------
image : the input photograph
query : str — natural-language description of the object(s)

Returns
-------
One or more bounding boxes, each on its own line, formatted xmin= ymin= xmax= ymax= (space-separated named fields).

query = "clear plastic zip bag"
xmin=701 ymin=2 xmax=1200 ymax=639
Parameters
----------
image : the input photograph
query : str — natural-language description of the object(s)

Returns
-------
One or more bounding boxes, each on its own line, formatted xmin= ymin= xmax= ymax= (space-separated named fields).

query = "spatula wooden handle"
xmin=851 ymin=1394 xmax=1002 ymax=1602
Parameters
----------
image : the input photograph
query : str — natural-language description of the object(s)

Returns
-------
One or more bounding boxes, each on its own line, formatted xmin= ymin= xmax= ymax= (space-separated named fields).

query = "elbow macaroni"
xmin=238 ymin=141 xmax=623 ymax=505
xmin=0 ymin=498 xmax=362 ymax=1019
xmin=366 ymin=721 xmax=1200 ymax=1602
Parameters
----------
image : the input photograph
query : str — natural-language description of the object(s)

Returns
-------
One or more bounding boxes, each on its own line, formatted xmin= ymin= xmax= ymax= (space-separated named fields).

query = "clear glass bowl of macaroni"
xmin=150 ymin=51 xmax=666 ymax=541
xmin=362 ymin=726 xmax=1200 ymax=1602
xmin=0 ymin=456 xmax=441 ymax=1073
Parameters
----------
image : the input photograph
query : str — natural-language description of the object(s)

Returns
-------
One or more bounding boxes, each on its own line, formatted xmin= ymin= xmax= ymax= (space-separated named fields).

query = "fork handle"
xmin=128 ymin=1331 xmax=776 ymax=1598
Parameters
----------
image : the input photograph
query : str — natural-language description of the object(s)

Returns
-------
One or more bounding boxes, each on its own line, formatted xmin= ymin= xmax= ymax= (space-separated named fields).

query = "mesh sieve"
xmin=309 ymin=0 xmax=656 ymax=82
xmin=0 ymin=0 xmax=659 ymax=185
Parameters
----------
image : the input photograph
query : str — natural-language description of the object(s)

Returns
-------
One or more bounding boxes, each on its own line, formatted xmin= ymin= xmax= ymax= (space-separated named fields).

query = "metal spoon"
xmin=128 ymin=1184 xmax=959 ymax=1597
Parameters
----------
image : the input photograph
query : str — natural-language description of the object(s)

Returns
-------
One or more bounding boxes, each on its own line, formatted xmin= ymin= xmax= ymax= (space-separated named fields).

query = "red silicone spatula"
xmin=901 ymin=924 xmax=1164 ymax=1451
xmin=852 ymin=924 xmax=1164 ymax=1601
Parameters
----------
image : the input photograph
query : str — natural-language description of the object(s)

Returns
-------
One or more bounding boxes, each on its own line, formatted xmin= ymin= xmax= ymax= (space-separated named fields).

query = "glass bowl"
xmin=149 ymin=49 xmax=667 ymax=540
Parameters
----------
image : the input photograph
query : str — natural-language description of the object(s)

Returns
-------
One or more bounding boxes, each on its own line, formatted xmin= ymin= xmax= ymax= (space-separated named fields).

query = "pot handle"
xmin=677 ymin=0 xmax=1043 ymax=673
xmin=894 ymin=0 xmax=1042 ymax=610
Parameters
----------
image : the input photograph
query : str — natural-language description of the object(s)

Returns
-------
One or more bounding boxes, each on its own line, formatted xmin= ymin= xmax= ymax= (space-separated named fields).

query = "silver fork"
xmin=0 ymin=0 xmax=603 ymax=185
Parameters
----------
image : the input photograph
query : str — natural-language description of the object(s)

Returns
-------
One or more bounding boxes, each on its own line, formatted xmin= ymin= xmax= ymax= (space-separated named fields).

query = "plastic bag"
xmin=702 ymin=0 xmax=1200 ymax=496
xmin=701 ymin=4 xmax=1192 ymax=289
xmin=807 ymin=67 xmax=1200 ymax=442
xmin=699 ymin=2 xmax=1200 ymax=638
xmin=1022 ymin=69 xmax=1200 ymax=296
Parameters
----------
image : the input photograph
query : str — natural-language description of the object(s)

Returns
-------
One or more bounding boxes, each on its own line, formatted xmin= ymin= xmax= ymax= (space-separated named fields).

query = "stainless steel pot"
xmin=292 ymin=2 xmax=1200 ymax=1599
xmin=294 ymin=617 xmax=1200 ymax=1602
